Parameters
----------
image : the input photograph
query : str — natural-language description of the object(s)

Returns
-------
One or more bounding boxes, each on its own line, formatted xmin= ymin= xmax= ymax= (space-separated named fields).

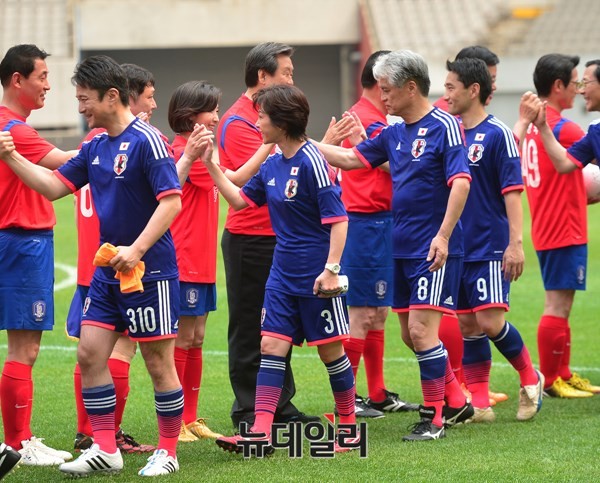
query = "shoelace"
xmin=120 ymin=433 xmax=140 ymax=447
xmin=406 ymin=419 xmax=431 ymax=434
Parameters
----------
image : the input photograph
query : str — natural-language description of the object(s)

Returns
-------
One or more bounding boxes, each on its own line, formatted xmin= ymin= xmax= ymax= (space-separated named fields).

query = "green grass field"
xmin=1 ymin=196 xmax=600 ymax=482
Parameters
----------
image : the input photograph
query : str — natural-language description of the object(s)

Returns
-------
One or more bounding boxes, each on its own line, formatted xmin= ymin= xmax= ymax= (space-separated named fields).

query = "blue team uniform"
xmin=56 ymin=118 xmax=182 ymax=340
xmin=457 ymin=115 xmax=523 ymax=312
xmin=353 ymin=107 xmax=471 ymax=312
xmin=240 ymin=141 xmax=350 ymax=345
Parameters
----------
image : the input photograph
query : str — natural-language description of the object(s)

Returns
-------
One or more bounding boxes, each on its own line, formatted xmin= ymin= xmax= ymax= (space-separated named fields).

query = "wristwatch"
xmin=324 ymin=263 xmax=341 ymax=274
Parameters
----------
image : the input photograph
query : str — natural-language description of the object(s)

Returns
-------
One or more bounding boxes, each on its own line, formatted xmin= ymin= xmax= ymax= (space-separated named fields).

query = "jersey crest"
xmin=114 ymin=154 xmax=128 ymax=175
xmin=32 ymin=301 xmax=46 ymax=321
xmin=285 ymin=179 xmax=298 ymax=199
xmin=186 ymin=288 xmax=199 ymax=306
xmin=411 ymin=139 xmax=426 ymax=158
xmin=468 ymin=144 xmax=484 ymax=163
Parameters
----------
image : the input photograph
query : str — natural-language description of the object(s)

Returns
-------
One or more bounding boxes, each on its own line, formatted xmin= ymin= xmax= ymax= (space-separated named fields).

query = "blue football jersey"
xmin=462 ymin=115 xmax=523 ymax=261
xmin=354 ymin=107 xmax=470 ymax=258
xmin=567 ymin=120 xmax=600 ymax=167
xmin=57 ymin=118 xmax=181 ymax=283
xmin=241 ymin=141 xmax=348 ymax=296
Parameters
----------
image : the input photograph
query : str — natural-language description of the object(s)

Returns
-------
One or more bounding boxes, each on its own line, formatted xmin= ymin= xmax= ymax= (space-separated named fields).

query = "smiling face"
xmin=76 ymin=85 xmax=112 ymax=129
xmin=444 ymin=71 xmax=473 ymax=116
xmin=580 ymin=64 xmax=600 ymax=112
xmin=264 ymin=55 xmax=294 ymax=87
xmin=193 ymin=105 xmax=220 ymax=132
xmin=256 ymin=109 xmax=282 ymax=144
xmin=17 ymin=58 xmax=50 ymax=112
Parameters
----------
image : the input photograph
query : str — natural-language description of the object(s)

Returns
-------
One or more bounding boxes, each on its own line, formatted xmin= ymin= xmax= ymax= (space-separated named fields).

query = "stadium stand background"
xmin=0 ymin=0 xmax=598 ymax=149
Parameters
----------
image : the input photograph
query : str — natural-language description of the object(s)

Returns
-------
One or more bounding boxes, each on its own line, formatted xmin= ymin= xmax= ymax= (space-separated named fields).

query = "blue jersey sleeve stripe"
xmin=303 ymin=144 xmax=330 ymax=188
xmin=488 ymin=117 xmax=520 ymax=158
xmin=431 ymin=110 xmax=461 ymax=147
xmin=132 ymin=121 xmax=169 ymax=160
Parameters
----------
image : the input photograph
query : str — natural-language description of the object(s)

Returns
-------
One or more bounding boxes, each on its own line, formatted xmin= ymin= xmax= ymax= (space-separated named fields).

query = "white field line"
xmin=55 ymin=262 xmax=77 ymax=292
xmin=3 ymin=345 xmax=599 ymax=373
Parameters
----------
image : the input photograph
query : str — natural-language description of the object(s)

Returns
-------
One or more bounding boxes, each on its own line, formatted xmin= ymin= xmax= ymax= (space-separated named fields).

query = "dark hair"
xmin=72 ymin=55 xmax=129 ymax=105
xmin=361 ymin=50 xmax=391 ymax=88
xmin=533 ymin=54 xmax=580 ymax=97
xmin=585 ymin=59 xmax=600 ymax=82
xmin=168 ymin=80 xmax=221 ymax=133
xmin=244 ymin=42 xmax=294 ymax=88
xmin=0 ymin=44 xmax=49 ymax=87
xmin=455 ymin=45 xmax=499 ymax=66
xmin=446 ymin=58 xmax=492 ymax=105
xmin=121 ymin=63 xmax=155 ymax=100
xmin=253 ymin=85 xmax=309 ymax=141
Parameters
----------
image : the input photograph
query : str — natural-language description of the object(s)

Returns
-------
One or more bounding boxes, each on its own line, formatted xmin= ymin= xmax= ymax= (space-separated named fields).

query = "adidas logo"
xmin=443 ymin=296 xmax=453 ymax=305
xmin=395 ymin=142 xmax=402 ymax=151
xmin=267 ymin=178 xmax=276 ymax=186
xmin=92 ymin=156 xmax=100 ymax=165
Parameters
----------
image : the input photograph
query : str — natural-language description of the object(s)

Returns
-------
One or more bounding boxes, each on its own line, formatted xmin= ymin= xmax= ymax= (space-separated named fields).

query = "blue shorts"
xmin=392 ymin=257 xmax=462 ymax=314
xmin=179 ymin=282 xmax=217 ymax=316
xmin=66 ymin=284 xmax=90 ymax=338
xmin=457 ymin=260 xmax=509 ymax=313
xmin=342 ymin=212 xmax=393 ymax=306
xmin=82 ymin=277 xmax=180 ymax=341
xmin=536 ymin=245 xmax=587 ymax=291
xmin=261 ymin=289 xmax=349 ymax=346
xmin=0 ymin=229 xmax=54 ymax=331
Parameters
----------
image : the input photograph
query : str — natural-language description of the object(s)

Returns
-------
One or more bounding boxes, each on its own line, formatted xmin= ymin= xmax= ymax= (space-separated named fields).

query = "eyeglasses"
xmin=576 ymin=79 xmax=599 ymax=89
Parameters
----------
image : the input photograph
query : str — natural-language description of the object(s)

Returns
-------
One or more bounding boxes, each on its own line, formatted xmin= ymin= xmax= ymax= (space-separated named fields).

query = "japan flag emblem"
xmin=285 ymin=179 xmax=298 ymax=199
xmin=411 ymin=139 xmax=426 ymax=158
xmin=468 ymin=143 xmax=484 ymax=163
xmin=114 ymin=154 xmax=128 ymax=175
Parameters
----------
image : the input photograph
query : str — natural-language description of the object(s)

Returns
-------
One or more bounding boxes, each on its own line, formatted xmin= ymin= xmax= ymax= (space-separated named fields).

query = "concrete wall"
xmin=76 ymin=0 xmax=360 ymax=49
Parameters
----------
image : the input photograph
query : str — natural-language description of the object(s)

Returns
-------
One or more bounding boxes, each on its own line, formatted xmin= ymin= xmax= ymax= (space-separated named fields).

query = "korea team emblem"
xmin=468 ymin=144 xmax=484 ymax=163
xmin=285 ymin=179 xmax=298 ymax=199
xmin=114 ymin=154 xmax=128 ymax=175
xmin=186 ymin=288 xmax=199 ymax=306
xmin=375 ymin=280 xmax=388 ymax=298
xmin=411 ymin=139 xmax=426 ymax=158
xmin=32 ymin=301 xmax=46 ymax=321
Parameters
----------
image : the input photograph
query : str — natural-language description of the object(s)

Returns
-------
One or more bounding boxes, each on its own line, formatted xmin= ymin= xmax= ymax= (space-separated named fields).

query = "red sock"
xmin=439 ymin=314 xmax=464 ymax=384
xmin=559 ymin=325 xmax=572 ymax=381
xmin=537 ymin=315 xmax=567 ymax=387
xmin=107 ymin=358 xmax=130 ymax=431
xmin=364 ymin=330 xmax=386 ymax=401
xmin=183 ymin=347 xmax=203 ymax=425
xmin=1 ymin=361 xmax=33 ymax=448
xmin=342 ymin=337 xmax=365 ymax=379
xmin=74 ymin=363 xmax=93 ymax=436
xmin=444 ymin=357 xmax=467 ymax=408
xmin=463 ymin=360 xmax=491 ymax=408
xmin=174 ymin=346 xmax=188 ymax=386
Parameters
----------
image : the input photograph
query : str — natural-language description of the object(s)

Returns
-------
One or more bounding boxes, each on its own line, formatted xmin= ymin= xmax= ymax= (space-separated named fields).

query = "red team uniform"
xmin=522 ymin=106 xmax=586 ymax=390
xmin=0 ymin=106 xmax=56 ymax=451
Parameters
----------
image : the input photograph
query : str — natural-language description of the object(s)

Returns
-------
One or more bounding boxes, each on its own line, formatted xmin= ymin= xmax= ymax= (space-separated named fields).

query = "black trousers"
xmin=221 ymin=229 xmax=298 ymax=427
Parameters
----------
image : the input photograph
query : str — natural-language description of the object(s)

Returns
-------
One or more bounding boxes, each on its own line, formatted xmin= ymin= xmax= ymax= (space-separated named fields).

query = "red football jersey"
xmin=170 ymin=135 xmax=219 ymax=283
xmin=340 ymin=97 xmax=392 ymax=212
xmin=217 ymin=94 xmax=274 ymax=235
xmin=0 ymin=106 xmax=56 ymax=229
xmin=522 ymin=106 xmax=587 ymax=250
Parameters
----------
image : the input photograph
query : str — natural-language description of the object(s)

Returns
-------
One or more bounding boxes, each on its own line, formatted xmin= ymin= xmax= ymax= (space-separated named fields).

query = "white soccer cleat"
xmin=517 ymin=370 xmax=545 ymax=421
xmin=19 ymin=438 xmax=64 ymax=466
xmin=138 ymin=449 xmax=179 ymax=476
xmin=59 ymin=443 xmax=123 ymax=477
xmin=26 ymin=436 xmax=73 ymax=461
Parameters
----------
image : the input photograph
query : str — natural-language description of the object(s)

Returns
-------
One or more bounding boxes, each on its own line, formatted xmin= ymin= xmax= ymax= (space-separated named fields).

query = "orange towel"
xmin=93 ymin=242 xmax=145 ymax=293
